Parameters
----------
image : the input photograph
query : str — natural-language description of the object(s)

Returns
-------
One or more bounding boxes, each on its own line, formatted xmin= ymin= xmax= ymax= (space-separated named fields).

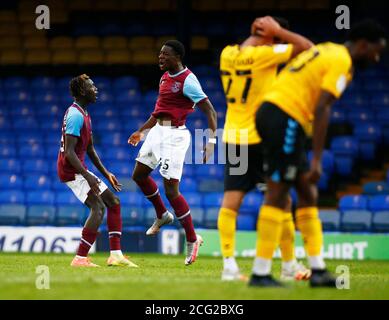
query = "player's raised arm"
xmin=197 ymin=99 xmax=218 ymax=163
xmin=308 ymin=90 xmax=337 ymax=183
xmin=87 ymin=136 xmax=122 ymax=192
xmin=255 ymin=16 xmax=313 ymax=57
xmin=128 ymin=115 xmax=157 ymax=146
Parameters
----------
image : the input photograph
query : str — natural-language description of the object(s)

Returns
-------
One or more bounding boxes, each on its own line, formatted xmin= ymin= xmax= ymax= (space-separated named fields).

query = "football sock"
xmin=223 ymin=257 xmax=239 ymax=272
xmin=136 ymin=176 xmax=167 ymax=219
xmin=256 ymin=205 xmax=284 ymax=259
xmin=107 ymin=203 xmax=122 ymax=251
xmin=252 ymin=257 xmax=272 ymax=276
xmin=169 ymin=194 xmax=197 ymax=243
xmin=76 ymin=227 xmax=98 ymax=257
xmin=281 ymin=260 xmax=296 ymax=271
xmin=280 ymin=212 xmax=295 ymax=262
xmin=296 ymin=207 xmax=326 ymax=269
xmin=217 ymin=207 xmax=238 ymax=258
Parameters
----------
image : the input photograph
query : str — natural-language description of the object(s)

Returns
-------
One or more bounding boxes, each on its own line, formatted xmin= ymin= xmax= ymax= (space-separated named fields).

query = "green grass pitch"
xmin=0 ymin=252 xmax=388 ymax=300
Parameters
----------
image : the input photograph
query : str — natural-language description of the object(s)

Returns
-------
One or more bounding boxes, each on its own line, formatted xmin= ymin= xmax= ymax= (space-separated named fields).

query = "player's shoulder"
xmin=66 ymin=105 xmax=84 ymax=121
xmin=221 ymin=44 xmax=239 ymax=57
xmin=317 ymin=42 xmax=351 ymax=62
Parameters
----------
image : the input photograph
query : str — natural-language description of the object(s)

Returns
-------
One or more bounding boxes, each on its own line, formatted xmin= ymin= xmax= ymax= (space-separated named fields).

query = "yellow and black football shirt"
xmin=220 ymin=43 xmax=293 ymax=145
xmin=264 ymin=42 xmax=353 ymax=136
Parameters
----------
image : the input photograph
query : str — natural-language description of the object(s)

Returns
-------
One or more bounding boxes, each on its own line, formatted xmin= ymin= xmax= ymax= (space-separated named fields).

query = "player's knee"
xmin=92 ymin=203 xmax=105 ymax=223
xmin=164 ymin=185 xmax=179 ymax=200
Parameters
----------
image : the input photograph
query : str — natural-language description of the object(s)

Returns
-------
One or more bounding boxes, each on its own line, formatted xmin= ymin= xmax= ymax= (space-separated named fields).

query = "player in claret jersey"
xmin=58 ymin=74 xmax=138 ymax=268
xmin=128 ymin=40 xmax=217 ymax=266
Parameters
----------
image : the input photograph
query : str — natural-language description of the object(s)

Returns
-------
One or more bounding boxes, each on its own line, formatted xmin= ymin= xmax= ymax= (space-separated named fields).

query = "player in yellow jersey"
xmin=251 ymin=19 xmax=386 ymax=287
xmin=218 ymin=16 xmax=313 ymax=281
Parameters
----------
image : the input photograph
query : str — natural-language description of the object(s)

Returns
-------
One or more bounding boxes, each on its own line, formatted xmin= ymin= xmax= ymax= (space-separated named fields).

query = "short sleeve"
xmin=65 ymin=107 xmax=84 ymax=137
xmin=252 ymin=44 xmax=293 ymax=67
xmin=321 ymin=52 xmax=351 ymax=98
xmin=183 ymin=73 xmax=208 ymax=104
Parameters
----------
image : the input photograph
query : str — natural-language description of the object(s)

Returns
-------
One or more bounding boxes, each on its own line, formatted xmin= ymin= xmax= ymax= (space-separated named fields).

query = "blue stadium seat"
xmin=372 ymin=211 xmax=389 ymax=232
xmin=34 ymin=91 xmax=58 ymax=104
xmin=144 ymin=208 xmax=157 ymax=226
xmin=109 ymin=161 xmax=133 ymax=176
xmin=30 ymin=77 xmax=55 ymax=90
xmin=26 ymin=205 xmax=56 ymax=225
xmin=9 ymin=103 xmax=35 ymax=116
xmin=93 ymin=118 xmax=122 ymax=131
xmin=237 ymin=214 xmax=256 ymax=231
xmin=24 ymin=174 xmax=51 ymax=190
xmin=339 ymin=195 xmax=368 ymax=211
xmin=0 ymin=116 xmax=11 ymax=130
xmin=0 ymin=204 xmax=26 ymax=225
xmin=19 ymin=144 xmax=45 ymax=159
xmin=115 ymin=89 xmax=142 ymax=104
xmin=6 ymin=89 xmax=31 ymax=103
xmin=55 ymin=191 xmax=80 ymax=205
xmin=183 ymin=192 xmax=203 ymax=207
xmin=36 ymin=103 xmax=62 ymax=117
xmin=101 ymin=147 xmax=130 ymax=161
xmin=100 ymin=132 xmax=127 ymax=147
xmin=13 ymin=117 xmax=39 ymax=130
xmin=330 ymin=107 xmax=346 ymax=124
xmin=0 ymin=159 xmax=21 ymax=173
xmin=195 ymin=165 xmax=224 ymax=178
xmin=203 ymin=192 xmax=223 ymax=207
xmin=22 ymin=159 xmax=49 ymax=174
xmin=121 ymin=192 xmax=143 ymax=206
xmin=368 ymin=195 xmax=389 ymax=212
xmin=0 ymin=174 xmax=23 ymax=189
xmin=333 ymin=156 xmax=354 ymax=176
xmin=92 ymin=77 xmax=112 ymax=90
xmin=240 ymin=192 xmax=263 ymax=211
xmin=341 ymin=210 xmax=372 ymax=232
xmin=190 ymin=207 xmax=205 ymax=227
xmin=363 ymin=181 xmax=389 ymax=195
xmin=118 ymin=104 xmax=150 ymax=118
xmin=354 ymin=123 xmax=382 ymax=160
xmin=0 ymin=145 xmax=16 ymax=158
xmin=90 ymin=105 xmax=117 ymax=118
xmin=319 ymin=209 xmax=341 ymax=231
xmin=347 ymin=108 xmax=374 ymax=125
xmin=113 ymin=76 xmax=139 ymax=90
xmin=56 ymin=205 xmax=85 ymax=226
xmin=3 ymin=77 xmax=29 ymax=89
xmin=198 ymin=178 xmax=224 ymax=192
xmin=204 ymin=208 xmax=219 ymax=229
xmin=96 ymin=92 xmax=114 ymax=103
xmin=0 ymin=190 xmax=24 ymax=204
xmin=40 ymin=119 xmax=62 ymax=131
xmin=371 ymin=93 xmax=389 ymax=107
xmin=46 ymin=145 xmax=60 ymax=159
xmin=26 ymin=190 xmax=55 ymax=205
xmin=191 ymin=65 xmax=219 ymax=78
xmin=331 ymin=136 xmax=359 ymax=158
xmin=142 ymin=90 xmax=159 ymax=106
xmin=121 ymin=118 xmax=147 ymax=132
xmin=51 ymin=179 xmax=69 ymax=192
xmin=56 ymin=77 xmax=71 ymax=90
xmin=180 ymin=177 xmax=197 ymax=192
xmin=121 ymin=206 xmax=144 ymax=227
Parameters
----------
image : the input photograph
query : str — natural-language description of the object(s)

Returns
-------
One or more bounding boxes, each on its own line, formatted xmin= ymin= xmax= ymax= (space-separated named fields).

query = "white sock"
xmin=223 ymin=257 xmax=239 ymax=272
xmin=308 ymin=255 xmax=326 ymax=270
xmin=75 ymin=255 xmax=87 ymax=260
xmin=282 ymin=259 xmax=296 ymax=271
xmin=161 ymin=211 xmax=169 ymax=219
xmin=252 ymin=257 xmax=272 ymax=276
xmin=110 ymin=250 xmax=123 ymax=257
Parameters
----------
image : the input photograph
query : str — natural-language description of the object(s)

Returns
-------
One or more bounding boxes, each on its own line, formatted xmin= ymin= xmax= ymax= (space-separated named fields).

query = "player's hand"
xmin=255 ymin=16 xmax=282 ymax=38
xmin=107 ymin=172 xmax=122 ymax=192
xmin=307 ymin=158 xmax=322 ymax=183
xmin=128 ymin=131 xmax=144 ymax=147
xmin=202 ymin=142 xmax=215 ymax=164
xmin=84 ymin=172 xmax=101 ymax=196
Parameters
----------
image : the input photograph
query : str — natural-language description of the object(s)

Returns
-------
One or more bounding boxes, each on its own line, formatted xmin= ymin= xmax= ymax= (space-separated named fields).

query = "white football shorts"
xmin=65 ymin=170 xmax=108 ymax=203
xmin=136 ymin=123 xmax=191 ymax=181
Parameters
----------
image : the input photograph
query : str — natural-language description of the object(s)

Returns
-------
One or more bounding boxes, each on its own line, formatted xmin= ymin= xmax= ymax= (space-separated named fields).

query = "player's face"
xmin=84 ymin=79 xmax=98 ymax=103
xmin=158 ymin=45 xmax=178 ymax=71
xmin=355 ymin=39 xmax=386 ymax=69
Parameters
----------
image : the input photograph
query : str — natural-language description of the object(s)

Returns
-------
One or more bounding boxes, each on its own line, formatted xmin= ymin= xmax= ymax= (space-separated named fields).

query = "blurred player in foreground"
xmin=218 ymin=16 xmax=313 ymax=282
xmin=129 ymin=40 xmax=217 ymax=266
xmin=58 ymin=74 xmax=138 ymax=268
xmin=251 ymin=20 xmax=386 ymax=287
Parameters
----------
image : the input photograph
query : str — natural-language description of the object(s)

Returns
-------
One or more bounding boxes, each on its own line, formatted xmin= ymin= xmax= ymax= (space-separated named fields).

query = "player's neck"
xmin=74 ymin=99 xmax=88 ymax=111
xmin=168 ymin=63 xmax=185 ymax=75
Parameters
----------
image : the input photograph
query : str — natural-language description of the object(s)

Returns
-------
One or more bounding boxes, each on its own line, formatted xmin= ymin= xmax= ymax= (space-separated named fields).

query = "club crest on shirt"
xmin=171 ymin=82 xmax=181 ymax=93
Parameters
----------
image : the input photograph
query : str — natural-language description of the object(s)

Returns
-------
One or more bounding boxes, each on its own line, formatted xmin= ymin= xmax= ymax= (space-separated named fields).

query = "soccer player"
xmin=251 ymin=20 xmax=386 ymax=287
xmin=58 ymin=74 xmax=138 ymax=268
xmin=128 ymin=40 xmax=217 ymax=265
xmin=218 ymin=16 xmax=313 ymax=281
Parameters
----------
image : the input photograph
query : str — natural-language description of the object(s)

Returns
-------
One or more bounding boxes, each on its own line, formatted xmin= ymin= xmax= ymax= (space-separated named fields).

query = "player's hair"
xmin=273 ymin=16 xmax=290 ymax=30
xmin=163 ymin=40 xmax=185 ymax=60
xmin=69 ymin=74 xmax=90 ymax=98
xmin=347 ymin=19 xmax=386 ymax=43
